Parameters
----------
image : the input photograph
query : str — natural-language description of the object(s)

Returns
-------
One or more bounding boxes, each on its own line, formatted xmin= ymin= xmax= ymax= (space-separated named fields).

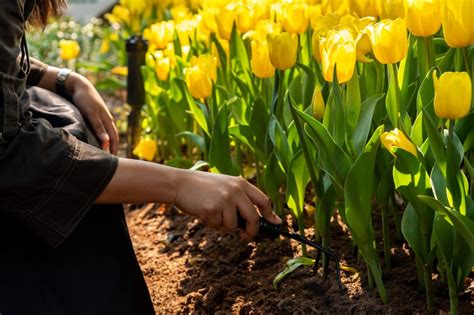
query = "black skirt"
xmin=0 ymin=87 xmax=155 ymax=315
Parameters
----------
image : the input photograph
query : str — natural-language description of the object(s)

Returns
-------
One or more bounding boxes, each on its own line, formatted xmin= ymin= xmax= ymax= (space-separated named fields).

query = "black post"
xmin=126 ymin=35 xmax=148 ymax=158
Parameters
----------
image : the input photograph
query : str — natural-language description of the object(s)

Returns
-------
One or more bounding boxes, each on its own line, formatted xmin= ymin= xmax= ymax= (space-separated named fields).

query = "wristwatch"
xmin=56 ymin=68 xmax=72 ymax=98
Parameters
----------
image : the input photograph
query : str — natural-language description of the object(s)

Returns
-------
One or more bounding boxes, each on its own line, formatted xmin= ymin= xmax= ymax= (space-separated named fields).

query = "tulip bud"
xmin=154 ymin=52 xmax=171 ymax=81
xmin=368 ymin=18 xmax=408 ymax=64
xmin=111 ymin=66 xmax=128 ymax=76
xmin=133 ymin=137 xmax=157 ymax=161
xmin=143 ymin=21 xmax=175 ymax=50
xmin=311 ymin=87 xmax=326 ymax=120
xmin=267 ymin=32 xmax=298 ymax=70
xmin=381 ymin=128 xmax=418 ymax=156
xmin=185 ymin=66 xmax=213 ymax=99
xmin=380 ymin=0 xmax=407 ymax=19
xmin=215 ymin=7 xmax=235 ymax=40
xmin=440 ymin=0 xmax=474 ymax=48
xmin=319 ymin=29 xmax=357 ymax=83
xmin=190 ymin=54 xmax=217 ymax=82
xmin=251 ymin=40 xmax=275 ymax=78
xmin=235 ymin=4 xmax=257 ymax=33
xmin=59 ymin=40 xmax=81 ymax=61
xmin=433 ymin=71 xmax=472 ymax=120
xmin=282 ymin=3 xmax=309 ymax=34
xmin=349 ymin=0 xmax=382 ymax=17
xmin=406 ymin=0 xmax=441 ymax=37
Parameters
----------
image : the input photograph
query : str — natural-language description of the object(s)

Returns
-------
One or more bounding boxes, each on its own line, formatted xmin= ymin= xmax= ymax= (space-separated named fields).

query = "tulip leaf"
xmin=330 ymin=66 xmax=346 ymax=147
xmin=352 ymin=93 xmax=384 ymax=155
xmin=345 ymin=125 xmax=383 ymax=244
xmin=385 ymin=63 xmax=399 ymax=129
xmin=176 ymin=131 xmax=205 ymax=153
xmin=345 ymin=69 xmax=361 ymax=135
xmin=210 ymin=33 xmax=228 ymax=69
xmin=175 ymin=78 xmax=209 ymax=135
xmin=401 ymin=203 xmax=427 ymax=262
xmin=286 ymin=150 xmax=310 ymax=232
xmin=416 ymin=67 xmax=435 ymax=115
xmin=264 ymin=151 xmax=286 ymax=212
xmin=229 ymin=125 xmax=264 ymax=162
xmin=345 ymin=125 xmax=386 ymax=303
xmin=410 ymin=112 xmax=424 ymax=147
xmin=398 ymin=34 xmax=416 ymax=110
xmin=250 ymin=97 xmax=270 ymax=155
xmin=209 ymin=105 xmax=238 ymax=175
xmin=268 ymin=115 xmax=293 ymax=172
xmin=421 ymin=107 xmax=446 ymax=175
xmin=295 ymin=109 xmax=352 ymax=192
xmin=273 ymin=257 xmax=315 ymax=289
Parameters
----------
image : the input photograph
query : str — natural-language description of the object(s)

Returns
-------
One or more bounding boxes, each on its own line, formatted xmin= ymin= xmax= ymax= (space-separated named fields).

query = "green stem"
xmin=423 ymin=263 xmax=435 ymax=312
xmin=447 ymin=268 xmax=459 ymax=315
xmin=381 ymin=205 xmax=392 ymax=271
xmin=415 ymin=256 xmax=426 ymax=290
xmin=321 ymin=235 xmax=329 ymax=280
xmin=462 ymin=47 xmax=472 ymax=74
xmin=367 ymin=263 xmax=374 ymax=290
xmin=455 ymin=49 xmax=463 ymax=72
xmin=390 ymin=196 xmax=402 ymax=240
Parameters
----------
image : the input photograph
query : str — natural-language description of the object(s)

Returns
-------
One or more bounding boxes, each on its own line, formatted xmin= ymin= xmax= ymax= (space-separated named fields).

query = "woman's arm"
xmin=35 ymin=63 xmax=119 ymax=154
xmin=96 ymin=158 xmax=282 ymax=239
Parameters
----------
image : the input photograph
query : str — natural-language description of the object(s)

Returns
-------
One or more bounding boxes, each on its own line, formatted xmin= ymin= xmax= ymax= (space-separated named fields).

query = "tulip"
xmin=440 ymin=0 xmax=474 ymax=48
xmin=190 ymin=55 xmax=217 ymax=82
xmin=381 ymin=128 xmax=418 ymax=156
xmin=282 ymin=3 xmax=309 ymax=34
xmin=322 ymin=0 xmax=350 ymax=15
xmin=250 ymin=40 xmax=275 ymax=78
xmin=406 ymin=0 xmax=441 ymax=37
xmin=349 ymin=0 xmax=382 ymax=17
xmin=120 ymin=0 xmax=146 ymax=16
xmin=111 ymin=66 xmax=128 ymax=76
xmin=143 ymin=21 xmax=175 ymax=50
xmin=267 ymin=32 xmax=298 ymax=70
xmin=311 ymin=87 xmax=326 ymax=120
xmin=107 ymin=5 xmax=130 ymax=25
xmin=153 ymin=51 xmax=171 ymax=81
xmin=243 ymin=20 xmax=281 ymax=43
xmin=309 ymin=4 xmax=323 ymax=30
xmin=133 ymin=137 xmax=157 ymax=161
xmin=185 ymin=66 xmax=213 ymax=99
xmin=215 ymin=7 xmax=235 ymax=40
xmin=175 ymin=18 xmax=198 ymax=46
xmin=171 ymin=4 xmax=191 ymax=22
xmin=433 ymin=71 xmax=472 ymax=120
xmin=235 ymin=4 xmax=257 ymax=33
xmin=368 ymin=18 xmax=408 ymax=64
xmin=380 ymin=0 xmax=407 ymax=19
xmin=319 ymin=29 xmax=357 ymax=83
xmin=59 ymin=40 xmax=80 ymax=61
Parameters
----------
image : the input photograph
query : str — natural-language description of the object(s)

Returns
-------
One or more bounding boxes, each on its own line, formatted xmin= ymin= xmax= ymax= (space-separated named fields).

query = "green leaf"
xmin=345 ymin=70 xmax=361 ymax=135
xmin=418 ymin=196 xmax=474 ymax=252
xmin=286 ymin=150 xmax=310 ymax=224
xmin=385 ymin=63 xmax=399 ymax=129
xmin=264 ymin=151 xmax=285 ymax=208
xmin=229 ymin=125 xmax=264 ymax=161
xmin=345 ymin=125 xmax=386 ymax=303
xmin=273 ymin=257 xmax=315 ymax=289
xmin=402 ymin=203 xmax=427 ymax=261
xmin=189 ymin=160 xmax=209 ymax=171
xmin=175 ymin=78 xmax=209 ymax=135
xmin=209 ymin=105 xmax=238 ymax=175
xmin=250 ymin=98 xmax=270 ymax=154
xmin=176 ymin=131 xmax=205 ymax=152
xmin=268 ymin=115 xmax=293 ymax=171
xmin=296 ymin=109 xmax=352 ymax=191
xmin=422 ymin=107 xmax=446 ymax=176
xmin=352 ymin=94 xmax=384 ymax=154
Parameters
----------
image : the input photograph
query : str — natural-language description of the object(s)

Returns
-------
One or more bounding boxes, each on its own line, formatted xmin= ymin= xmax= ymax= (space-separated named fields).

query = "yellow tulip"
xmin=200 ymin=8 xmax=218 ymax=33
xmin=433 ymin=71 xmax=472 ymax=120
xmin=143 ymin=21 xmax=175 ymax=50
xmin=243 ymin=20 xmax=281 ymax=43
xmin=311 ymin=87 xmax=326 ymax=120
xmin=133 ymin=137 xmax=157 ymax=161
xmin=185 ymin=66 xmax=213 ymax=99
xmin=440 ymin=0 xmax=474 ymax=48
xmin=171 ymin=4 xmax=191 ymax=22
xmin=322 ymin=0 xmax=350 ymax=15
xmin=349 ymin=0 xmax=382 ymax=17
xmin=407 ymin=0 xmax=441 ymax=37
xmin=267 ymin=32 xmax=298 ymax=70
xmin=312 ymin=31 xmax=322 ymax=62
xmin=282 ymin=3 xmax=309 ymax=34
xmin=320 ymin=29 xmax=357 ymax=83
xmin=250 ymin=40 xmax=275 ymax=78
xmin=175 ymin=18 xmax=198 ymax=46
xmin=368 ymin=18 xmax=408 ymax=64
xmin=235 ymin=4 xmax=257 ymax=33
xmin=99 ymin=40 xmax=110 ymax=55
xmin=190 ymin=54 xmax=217 ymax=82
xmin=59 ymin=39 xmax=80 ymax=61
xmin=120 ymin=0 xmax=146 ymax=16
xmin=215 ymin=7 xmax=235 ymax=40
xmin=380 ymin=0 xmax=407 ymax=19
xmin=381 ymin=128 xmax=418 ymax=156
xmin=309 ymin=4 xmax=323 ymax=29
xmin=111 ymin=66 xmax=128 ymax=76
xmin=107 ymin=5 xmax=130 ymax=26
xmin=153 ymin=51 xmax=171 ymax=81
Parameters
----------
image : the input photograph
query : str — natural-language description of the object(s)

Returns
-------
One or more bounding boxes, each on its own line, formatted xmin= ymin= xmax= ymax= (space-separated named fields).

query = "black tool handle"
xmin=237 ymin=212 xmax=281 ymax=239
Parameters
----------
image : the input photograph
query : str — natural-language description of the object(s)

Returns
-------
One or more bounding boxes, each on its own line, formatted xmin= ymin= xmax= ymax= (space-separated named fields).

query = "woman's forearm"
xmin=96 ymin=158 xmax=282 ymax=238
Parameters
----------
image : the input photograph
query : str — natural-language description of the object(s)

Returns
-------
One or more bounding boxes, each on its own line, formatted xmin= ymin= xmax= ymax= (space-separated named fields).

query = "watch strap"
xmin=56 ymin=68 xmax=72 ymax=98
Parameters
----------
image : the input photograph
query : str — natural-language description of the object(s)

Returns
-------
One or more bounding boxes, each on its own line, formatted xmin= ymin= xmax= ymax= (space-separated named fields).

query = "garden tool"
xmin=237 ymin=214 xmax=343 ymax=292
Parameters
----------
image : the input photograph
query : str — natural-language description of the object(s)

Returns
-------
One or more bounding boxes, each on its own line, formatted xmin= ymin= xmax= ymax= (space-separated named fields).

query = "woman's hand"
xmin=68 ymin=73 xmax=119 ymax=155
xmin=174 ymin=170 xmax=282 ymax=240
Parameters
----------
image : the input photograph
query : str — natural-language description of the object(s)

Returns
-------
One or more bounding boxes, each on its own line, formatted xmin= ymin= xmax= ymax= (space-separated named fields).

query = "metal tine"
xmin=281 ymin=231 xmax=344 ymax=292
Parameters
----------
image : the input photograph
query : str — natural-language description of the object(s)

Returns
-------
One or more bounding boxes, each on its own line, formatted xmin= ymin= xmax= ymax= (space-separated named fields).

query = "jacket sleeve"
xmin=0 ymin=0 xmax=26 ymax=75
xmin=27 ymin=58 xmax=48 ymax=86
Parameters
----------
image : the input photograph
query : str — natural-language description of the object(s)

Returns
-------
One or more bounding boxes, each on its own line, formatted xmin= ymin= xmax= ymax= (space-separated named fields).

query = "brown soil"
xmin=124 ymin=204 xmax=474 ymax=314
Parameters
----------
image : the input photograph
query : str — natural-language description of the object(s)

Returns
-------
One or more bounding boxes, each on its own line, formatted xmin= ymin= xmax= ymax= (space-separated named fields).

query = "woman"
xmin=0 ymin=0 xmax=281 ymax=314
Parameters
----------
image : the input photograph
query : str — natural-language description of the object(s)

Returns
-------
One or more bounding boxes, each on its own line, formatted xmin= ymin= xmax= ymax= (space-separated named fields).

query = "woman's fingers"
xmin=101 ymin=112 xmax=119 ymax=155
xmin=235 ymin=190 xmax=260 ymax=239
xmin=90 ymin=115 xmax=110 ymax=152
xmin=242 ymin=180 xmax=282 ymax=225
